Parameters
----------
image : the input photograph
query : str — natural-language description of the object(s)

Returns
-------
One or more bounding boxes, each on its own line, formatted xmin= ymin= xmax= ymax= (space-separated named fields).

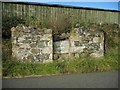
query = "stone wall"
xmin=11 ymin=24 xmax=53 ymax=63
xmin=70 ymin=27 xmax=104 ymax=58
xmin=54 ymin=40 xmax=69 ymax=54
xmin=54 ymin=40 xmax=70 ymax=60
xmin=11 ymin=24 xmax=104 ymax=62
xmin=54 ymin=27 xmax=104 ymax=60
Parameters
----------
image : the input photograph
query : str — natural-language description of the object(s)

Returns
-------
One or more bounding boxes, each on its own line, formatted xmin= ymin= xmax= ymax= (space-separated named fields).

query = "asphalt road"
xmin=2 ymin=71 xmax=118 ymax=88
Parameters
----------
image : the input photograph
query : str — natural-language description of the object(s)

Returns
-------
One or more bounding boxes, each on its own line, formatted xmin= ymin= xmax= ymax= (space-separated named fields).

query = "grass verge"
xmin=2 ymin=48 xmax=118 ymax=78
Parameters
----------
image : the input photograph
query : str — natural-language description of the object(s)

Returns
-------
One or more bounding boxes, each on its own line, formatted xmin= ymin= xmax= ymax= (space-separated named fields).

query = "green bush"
xmin=2 ymin=16 xmax=25 ymax=39
xmin=25 ymin=16 xmax=45 ymax=29
xmin=2 ymin=39 xmax=12 ymax=61
xmin=46 ymin=14 xmax=72 ymax=35
xmin=100 ymin=23 xmax=119 ymax=50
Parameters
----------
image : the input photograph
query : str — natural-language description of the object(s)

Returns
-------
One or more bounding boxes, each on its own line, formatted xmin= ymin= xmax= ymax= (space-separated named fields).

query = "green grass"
xmin=2 ymin=48 xmax=118 ymax=78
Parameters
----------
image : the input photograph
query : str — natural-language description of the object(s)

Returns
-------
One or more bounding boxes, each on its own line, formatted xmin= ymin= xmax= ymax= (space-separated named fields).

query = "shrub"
xmin=25 ymin=16 xmax=44 ymax=28
xmin=100 ymin=23 xmax=119 ymax=50
xmin=2 ymin=39 xmax=12 ymax=61
xmin=2 ymin=16 xmax=25 ymax=39
xmin=46 ymin=14 xmax=72 ymax=35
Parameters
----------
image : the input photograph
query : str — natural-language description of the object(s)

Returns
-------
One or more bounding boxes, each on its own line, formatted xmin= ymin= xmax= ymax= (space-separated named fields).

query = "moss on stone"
xmin=30 ymin=43 xmax=36 ymax=48
xmin=31 ymin=49 xmax=39 ymax=54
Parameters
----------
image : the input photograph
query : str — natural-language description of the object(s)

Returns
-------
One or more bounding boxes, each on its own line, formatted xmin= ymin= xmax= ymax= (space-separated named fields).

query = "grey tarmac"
xmin=2 ymin=71 xmax=118 ymax=88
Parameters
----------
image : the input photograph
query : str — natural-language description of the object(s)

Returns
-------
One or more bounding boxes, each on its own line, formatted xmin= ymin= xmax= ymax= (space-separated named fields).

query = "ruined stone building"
xmin=11 ymin=24 xmax=104 ymax=63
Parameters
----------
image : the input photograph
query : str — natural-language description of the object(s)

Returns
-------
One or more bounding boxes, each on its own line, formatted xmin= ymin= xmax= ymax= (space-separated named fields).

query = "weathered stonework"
xmin=54 ymin=27 xmax=104 ymax=60
xmin=11 ymin=24 xmax=53 ymax=63
xmin=11 ymin=24 xmax=104 ymax=62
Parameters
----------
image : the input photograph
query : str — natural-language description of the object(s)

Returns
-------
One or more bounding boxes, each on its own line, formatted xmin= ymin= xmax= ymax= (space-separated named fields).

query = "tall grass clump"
xmin=3 ymin=60 xmax=59 ymax=77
